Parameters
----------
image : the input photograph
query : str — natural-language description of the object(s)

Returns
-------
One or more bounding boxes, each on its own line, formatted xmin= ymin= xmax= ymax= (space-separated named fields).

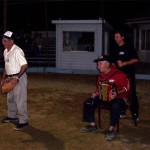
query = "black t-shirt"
xmin=111 ymin=43 xmax=139 ymax=75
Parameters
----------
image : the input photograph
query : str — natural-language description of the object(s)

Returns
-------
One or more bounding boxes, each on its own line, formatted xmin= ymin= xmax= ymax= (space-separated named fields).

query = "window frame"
xmin=139 ymin=28 xmax=150 ymax=51
xmin=63 ymin=31 xmax=95 ymax=52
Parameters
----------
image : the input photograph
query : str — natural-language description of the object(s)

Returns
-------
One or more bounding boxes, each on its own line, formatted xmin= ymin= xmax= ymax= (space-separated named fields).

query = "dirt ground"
xmin=0 ymin=73 xmax=150 ymax=150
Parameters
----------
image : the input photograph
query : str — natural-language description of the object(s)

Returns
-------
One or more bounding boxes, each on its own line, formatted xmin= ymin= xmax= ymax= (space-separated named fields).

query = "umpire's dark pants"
xmin=82 ymin=96 xmax=124 ymax=126
xmin=129 ymin=74 xmax=139 ymax=118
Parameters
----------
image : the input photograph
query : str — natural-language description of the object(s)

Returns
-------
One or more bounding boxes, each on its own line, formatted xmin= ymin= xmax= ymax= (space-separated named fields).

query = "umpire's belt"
xmin=7 ymin=73 xmax=19 ymax=77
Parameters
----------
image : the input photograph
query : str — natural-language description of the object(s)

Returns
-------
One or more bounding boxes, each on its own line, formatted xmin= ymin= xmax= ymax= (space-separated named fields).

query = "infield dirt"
xmin=0 ymin=73 xmax=150 ymax=150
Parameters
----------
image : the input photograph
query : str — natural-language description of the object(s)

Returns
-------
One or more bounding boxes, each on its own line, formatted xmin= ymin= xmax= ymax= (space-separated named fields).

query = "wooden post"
xmin=4 ymin=0 xmax=7 ymax=32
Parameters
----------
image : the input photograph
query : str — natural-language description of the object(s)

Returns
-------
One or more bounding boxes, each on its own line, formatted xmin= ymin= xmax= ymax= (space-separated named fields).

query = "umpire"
xmin=111 ymin=30 xmax=139 ymax=125
xmin=1 ymin=31 xmax=29 ymax=130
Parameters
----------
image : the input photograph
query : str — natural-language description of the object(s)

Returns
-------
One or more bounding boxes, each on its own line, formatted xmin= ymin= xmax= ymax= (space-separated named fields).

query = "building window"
xmin=140 ymin=29 xmax=150 ymax=51
xmin=63 ymin=31 xmax=94 ymax=52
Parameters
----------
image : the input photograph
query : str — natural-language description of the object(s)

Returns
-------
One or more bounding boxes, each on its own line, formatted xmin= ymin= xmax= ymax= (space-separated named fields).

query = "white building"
xmin=126 ymin=17 xmax=150 ymax=63
xmin=52 ymin=19 xmax=113 ymax=74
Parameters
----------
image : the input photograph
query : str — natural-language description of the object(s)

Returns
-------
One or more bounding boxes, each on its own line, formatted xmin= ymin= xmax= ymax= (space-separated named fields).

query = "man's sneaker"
xmin=80 ymin=125 xmax=97 ymax=133
xmin=105 ymin=130 xmax=115 ymax=141
xmin=1 ymin=117 xmax=18 ymax=123
xmin=132 ymin=117 xmax=139 ymax=126
xmin=120 ymin=114 xmax=126 ymax=119
xmin=135 ymin=118 xmax=140 ymax=122
xmin=132 ymin=114 xmax=139 ymax=126
xmin=120 ymin=111 xmax=126 ymax=119
xmin=13 ymin=122 xmax=29 ymax=131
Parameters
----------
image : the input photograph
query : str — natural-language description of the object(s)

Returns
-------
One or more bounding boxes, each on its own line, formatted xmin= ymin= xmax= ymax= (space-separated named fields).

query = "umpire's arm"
xmin=17 ymin=64 xmax=28 ymax=79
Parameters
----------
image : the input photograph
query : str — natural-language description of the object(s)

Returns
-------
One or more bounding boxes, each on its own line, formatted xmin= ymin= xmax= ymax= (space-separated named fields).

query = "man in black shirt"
xmin=111 ymin=30 xmax=139 ymax=125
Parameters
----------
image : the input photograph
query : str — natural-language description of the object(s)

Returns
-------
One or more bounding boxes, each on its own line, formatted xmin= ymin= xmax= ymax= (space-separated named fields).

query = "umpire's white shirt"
xmin=4 ymin=44 xmax=27 ymax=75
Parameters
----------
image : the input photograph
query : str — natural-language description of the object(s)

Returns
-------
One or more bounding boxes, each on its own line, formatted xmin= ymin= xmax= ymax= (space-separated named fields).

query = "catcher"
xmin=0 ymin=31 xmax=28 ymax=131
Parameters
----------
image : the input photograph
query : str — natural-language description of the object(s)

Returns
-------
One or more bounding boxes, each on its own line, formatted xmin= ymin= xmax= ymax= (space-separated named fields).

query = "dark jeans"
xmin=82 ymin=96 xmax=124 ymax=127
xmin=128 ymin=74 xmax=139 ymax=117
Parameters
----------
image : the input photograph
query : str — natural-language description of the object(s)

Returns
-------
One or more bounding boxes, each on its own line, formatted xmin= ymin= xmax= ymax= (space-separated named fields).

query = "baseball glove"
xmin=1 ymin=78 xmax=18 ymax=94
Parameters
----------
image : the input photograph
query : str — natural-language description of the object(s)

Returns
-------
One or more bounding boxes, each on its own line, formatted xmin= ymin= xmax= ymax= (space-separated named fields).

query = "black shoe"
xmin=105 ymin=130 xmax=115 ymax=141
xmin=132 ymin=114 xmax=139 ymax=126
xmin=1 ymin=117 xmax=18 ymax=123
xmin=120 ymin=114 xmax=126 ymax=119
xmin=80 ymin=124 xmax=97 ymax=133
xmin=120 ymin=111 xmax=126 ymax=119
xmin=13 ymin=122 xmax=29 ymax=131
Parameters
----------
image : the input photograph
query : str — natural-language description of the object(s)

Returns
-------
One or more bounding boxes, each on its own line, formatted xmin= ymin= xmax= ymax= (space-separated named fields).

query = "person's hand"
xmin=117 ymin=60 xmax=126 ymax=68
xmin=91 ymin=92 xmax=97 ymax=99
xmin=13 ymin=77 xmax=19 ymax=84
xmin=109 ymin=90 xmax=117 ymax=100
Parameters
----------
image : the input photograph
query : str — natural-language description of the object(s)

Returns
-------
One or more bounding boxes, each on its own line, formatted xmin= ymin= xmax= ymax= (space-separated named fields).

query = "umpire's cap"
xmin=93 ymin=55 xmax=112 ymax=64
xmin=3 ymin=31 xmax=15 ymax=40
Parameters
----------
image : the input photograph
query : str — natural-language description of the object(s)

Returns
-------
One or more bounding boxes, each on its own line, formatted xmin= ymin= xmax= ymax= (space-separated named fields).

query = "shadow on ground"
xmin=21 ymin=125 xmax=64 ymax=150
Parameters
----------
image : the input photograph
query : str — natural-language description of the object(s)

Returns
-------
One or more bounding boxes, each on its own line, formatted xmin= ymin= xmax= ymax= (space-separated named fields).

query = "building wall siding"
xmin=53 ymin=20 xmax=112 ymax=71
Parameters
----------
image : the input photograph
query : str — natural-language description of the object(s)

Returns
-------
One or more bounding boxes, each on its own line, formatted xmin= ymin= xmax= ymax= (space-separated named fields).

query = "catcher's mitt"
xmin=1 ymin=78 xmax=18 ymax=94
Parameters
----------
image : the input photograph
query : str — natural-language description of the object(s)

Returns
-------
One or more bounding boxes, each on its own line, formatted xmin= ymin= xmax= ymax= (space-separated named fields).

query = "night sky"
xmin=0 ymin=0 xmax=150 ymax=32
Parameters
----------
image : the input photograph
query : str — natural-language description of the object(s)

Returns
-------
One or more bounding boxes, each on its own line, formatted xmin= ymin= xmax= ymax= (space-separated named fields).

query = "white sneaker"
xmin=120 ymin=114 xmax=126 ymax=119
